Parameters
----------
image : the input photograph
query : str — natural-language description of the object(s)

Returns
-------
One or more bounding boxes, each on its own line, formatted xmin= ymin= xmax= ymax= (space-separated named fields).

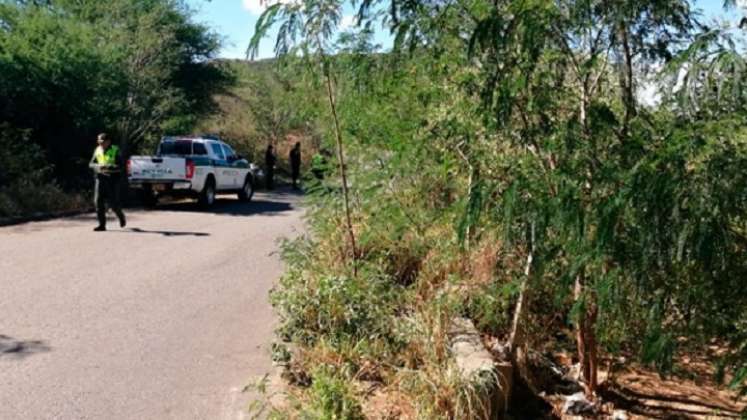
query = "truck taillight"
xmin=186 ymin=159 xmax=195 ymax=179
xmin=126 ymin=159 xmax=132 ymax=176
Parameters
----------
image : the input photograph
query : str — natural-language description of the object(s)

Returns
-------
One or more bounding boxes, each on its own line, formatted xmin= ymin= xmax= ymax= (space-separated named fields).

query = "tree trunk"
xmin=574 ymin=273 xmax=598 ymax=397
xmin=508 ymin=245 xmax=533 ymax=355
xmin=575 ymin=71 xmax=599 ymax=397
xmin=617 ymin=21 xmax=636 ymax=139
xmin=322 ymin=59 xmax=358 ymax=274
xmin=463 ymin=165 xmax=476 ymax=251
xmin=508 ymin=222 xmax=537 ymax=393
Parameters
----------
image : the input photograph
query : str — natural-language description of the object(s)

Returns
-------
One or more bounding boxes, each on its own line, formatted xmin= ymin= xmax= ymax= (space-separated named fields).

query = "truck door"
xmin=208 ymin=142 xmax=231 ymax=189
xmin=221 ymin=143 xmax=242 ymax=188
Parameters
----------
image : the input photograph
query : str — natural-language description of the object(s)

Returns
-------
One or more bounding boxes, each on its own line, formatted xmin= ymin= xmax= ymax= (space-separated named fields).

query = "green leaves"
xmin=0 ymin=0 xmax=228 ymax=180
xmin=248 ymin=4 xmax=284 ymax=59
xmin=664 ymin=27 xmax=747 ymax=118
xmin=258 ymin=0 xmax=747 ymax=405
xmin=457 ymin=175 xmax=485 ymax=247
xmin=302 ymin=366 xmax=365 ymax=420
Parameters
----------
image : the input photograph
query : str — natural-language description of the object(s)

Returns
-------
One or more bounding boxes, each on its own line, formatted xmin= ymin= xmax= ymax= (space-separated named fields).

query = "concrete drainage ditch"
xmin=449 ymin=317 xmax=513 ymax=419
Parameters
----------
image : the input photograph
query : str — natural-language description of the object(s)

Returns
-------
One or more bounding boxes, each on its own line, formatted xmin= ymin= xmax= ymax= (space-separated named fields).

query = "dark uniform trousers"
xmin=94 ymin=174 xmax=125 ymax=228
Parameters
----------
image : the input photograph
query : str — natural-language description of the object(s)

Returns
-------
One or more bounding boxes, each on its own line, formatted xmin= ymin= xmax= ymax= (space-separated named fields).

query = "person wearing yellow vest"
xmin=89 ymin=133 xmax=126 ymax=231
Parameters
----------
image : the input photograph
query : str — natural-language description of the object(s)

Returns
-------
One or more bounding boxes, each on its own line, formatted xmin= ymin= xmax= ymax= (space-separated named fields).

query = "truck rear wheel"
xmin=140 ymin=187 xmax=158 ymax=208
xmin=199 ymin=177 xmax=216 ymax=207
xmin=238 ymin=176 xmax=254 ymax=202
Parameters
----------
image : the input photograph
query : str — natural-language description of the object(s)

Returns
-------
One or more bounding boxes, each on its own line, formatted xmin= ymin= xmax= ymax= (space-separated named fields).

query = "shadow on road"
xmin=1 ymin=189 xmax=301 ymax=233
xmin=153 ymin=198 xmax=294 ymax=217
xmin=0 ymin=335 xmax=50 ymax=360
xmin=111 ymin=227 xmax=210 ymax=237
xmin=261 ymin=186 xmax=305 ymax=197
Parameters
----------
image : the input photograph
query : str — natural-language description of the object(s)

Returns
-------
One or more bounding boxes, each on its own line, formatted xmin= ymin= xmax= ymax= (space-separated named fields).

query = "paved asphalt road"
xmin=0 ymin=189 xmax=304 ymax=420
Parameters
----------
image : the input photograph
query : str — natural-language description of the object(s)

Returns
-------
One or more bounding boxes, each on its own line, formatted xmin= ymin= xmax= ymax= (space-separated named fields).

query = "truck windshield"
xmin=158 ymin=140 xmax=192 ymax=156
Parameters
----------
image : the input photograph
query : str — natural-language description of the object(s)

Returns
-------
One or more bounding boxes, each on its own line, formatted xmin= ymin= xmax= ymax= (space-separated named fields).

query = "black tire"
xmin=199 ymin=176 xmax=216 ymax=207
xmin=140 ymin=187 xmax=158 ymax=208
xmin=238 ymin=176 xmax=254 ymax=202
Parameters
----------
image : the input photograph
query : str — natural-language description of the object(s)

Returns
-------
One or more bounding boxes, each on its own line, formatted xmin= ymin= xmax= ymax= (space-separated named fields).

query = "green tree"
xmin=0 ymin=0 xmax=229 ymax=186
xmin=250 ymin=0 xmax=359 ymax=271
xmin=383 ymin=0 xmax=746 ymax=397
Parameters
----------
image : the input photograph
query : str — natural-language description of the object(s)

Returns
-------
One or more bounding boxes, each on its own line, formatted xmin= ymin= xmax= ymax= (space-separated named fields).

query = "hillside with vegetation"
xmin=193 ymin=58 xmax=324 ymax=173
xmin=244 ymin=0 xmax=747 ymax=418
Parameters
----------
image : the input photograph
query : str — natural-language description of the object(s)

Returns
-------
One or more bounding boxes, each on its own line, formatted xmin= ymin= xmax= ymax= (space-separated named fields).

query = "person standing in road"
xmin=264 ymin=144 xmax=277 ymax=190
xmin=89 ymin=133 xmax=126 ymax=231
xmin=289 ymin=142 xmax=301 ymax=189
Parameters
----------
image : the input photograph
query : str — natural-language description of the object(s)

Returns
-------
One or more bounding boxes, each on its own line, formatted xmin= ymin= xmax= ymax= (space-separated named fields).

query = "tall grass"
xmin=265 ymin=169 xmax=518 ymax=418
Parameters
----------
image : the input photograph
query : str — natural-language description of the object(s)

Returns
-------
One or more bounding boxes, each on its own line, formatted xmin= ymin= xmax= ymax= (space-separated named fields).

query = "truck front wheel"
xmin=238 ymin=176 xmax=254 ymax=202
xmin=199 ymin=177 xmax=216 ymax=207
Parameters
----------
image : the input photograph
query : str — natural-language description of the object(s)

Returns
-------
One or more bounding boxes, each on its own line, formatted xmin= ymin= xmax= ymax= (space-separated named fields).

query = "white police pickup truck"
xmin=127 ymin=136 xmax=261 ymax=207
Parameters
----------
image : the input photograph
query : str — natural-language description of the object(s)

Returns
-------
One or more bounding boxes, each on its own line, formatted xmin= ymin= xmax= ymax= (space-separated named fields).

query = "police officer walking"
xmin=89 ymin=133 xmax=126 ymax=231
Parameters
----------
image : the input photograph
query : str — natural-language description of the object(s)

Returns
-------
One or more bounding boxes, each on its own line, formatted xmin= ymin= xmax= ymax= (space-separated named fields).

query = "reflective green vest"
xmin=95 ymin=145 xmax=119 ymax=166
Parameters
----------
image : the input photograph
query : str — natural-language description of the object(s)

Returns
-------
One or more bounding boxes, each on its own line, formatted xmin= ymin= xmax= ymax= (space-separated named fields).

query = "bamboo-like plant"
xmin=249 ymin=0 xmax=359 ymax=272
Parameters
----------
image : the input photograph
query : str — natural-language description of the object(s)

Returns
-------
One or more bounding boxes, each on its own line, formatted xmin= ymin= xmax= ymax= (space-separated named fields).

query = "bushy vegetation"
xmin=0 ymin=0 xmax=230 ymax=216
xmin=0 ymin=124 xmax=85 ymax=217
xmin=251 ymin=0 xmax=747 ymax=416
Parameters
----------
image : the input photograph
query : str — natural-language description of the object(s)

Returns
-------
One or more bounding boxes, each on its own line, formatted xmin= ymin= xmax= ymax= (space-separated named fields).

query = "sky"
xmin=185 ymin=0 xmax=746 ymax=61
xmin=185 ymin=0 xmax=390 ymax=59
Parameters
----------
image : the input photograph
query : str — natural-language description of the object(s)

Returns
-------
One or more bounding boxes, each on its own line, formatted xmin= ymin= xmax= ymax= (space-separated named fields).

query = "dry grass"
xmin=361 ymin=386 xmax=417 ymax=420
xmin=467 ymin=239 xmax=503 ymax=286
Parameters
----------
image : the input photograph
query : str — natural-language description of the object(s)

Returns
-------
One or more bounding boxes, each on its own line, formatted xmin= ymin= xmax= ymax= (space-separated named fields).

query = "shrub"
xmin=300 ymin=367 xmax=364 ymax=420
xmin=0 ymin=124 xmax=86 ymax=218
xmin=272 ymin=270 xmax=401 ymax=347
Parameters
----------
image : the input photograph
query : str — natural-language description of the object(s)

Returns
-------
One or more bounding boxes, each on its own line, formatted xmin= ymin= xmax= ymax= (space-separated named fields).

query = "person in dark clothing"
xmin=89 ymin=133 xmax=126 ymax=231
xmin=289 ymin=142 xmax=301 ymax=189
xmin=264 ymin=144 xmax=277 ymax=190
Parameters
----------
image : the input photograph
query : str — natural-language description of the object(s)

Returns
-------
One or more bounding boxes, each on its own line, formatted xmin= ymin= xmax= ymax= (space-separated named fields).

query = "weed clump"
xmin=301 ymin=367 xmax=365 ymax=420
xmin=272 ymin=239 xmax=404 ymax=349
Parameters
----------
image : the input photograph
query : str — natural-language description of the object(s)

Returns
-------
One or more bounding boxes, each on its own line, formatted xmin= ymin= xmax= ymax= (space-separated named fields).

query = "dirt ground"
xmin=596 ymin=367 xmax=746 ymax=419
xmin=546 ymin=351 xmax=747 ymax=419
